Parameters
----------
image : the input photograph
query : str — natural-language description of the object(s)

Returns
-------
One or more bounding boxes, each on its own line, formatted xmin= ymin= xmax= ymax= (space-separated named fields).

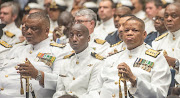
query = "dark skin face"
xmin=114 ymin=8 xmax=130 ymax=28
xmin=69 ymin=25 xmax=90 ymax=54
xmin=153 ymin=9 xmax=167 ymax=34
xmin=24 ymin=18 xmax=49 ymax=45
xmin=164 ymin=4 xmax=180 ymax=32
xmin=122 ymin=20 xmax=147 ymax=50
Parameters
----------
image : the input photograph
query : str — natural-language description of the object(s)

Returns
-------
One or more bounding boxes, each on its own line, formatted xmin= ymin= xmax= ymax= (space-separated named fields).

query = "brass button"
xmin=115 ymin=81 xmax=118 ymax=85
xmin=15 ymin=66 xmax=18 ymax=69
xmin=1 ymin=88 xmax=4 ymax=90
xmin=5 ymin=75 xmax=8 ymax=78
xmin=112 ymin=94 xmax=115 ymax=97
xmin=69 ymin=91 xmax=72 ymax=93
xmin=172 ymin=48 xmax=174 ymax=51
xmin=73 ymin=77 xmax=75 ymax=80
xmin=129 ymin=55 xmax=132 ymax=59
xmin=123 ymin=47 xmax=126 ymax=50
xmin=29 ymin=51 xmax=32 ymax=54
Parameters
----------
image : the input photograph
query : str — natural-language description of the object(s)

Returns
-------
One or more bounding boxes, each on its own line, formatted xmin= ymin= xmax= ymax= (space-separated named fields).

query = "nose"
xmin=126 ymin=30 xmax=134 ymax=36
xmin=118 ymin=25 xmax=123 ymax=33
xmin=72 ymin=35 xmax=78 ymax=42
xmin=166 ymin=16 xmax=172 ymax=22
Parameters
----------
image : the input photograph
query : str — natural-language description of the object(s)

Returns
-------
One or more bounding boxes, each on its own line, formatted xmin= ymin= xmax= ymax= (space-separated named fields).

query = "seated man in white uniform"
xmin=53 ymin=24 xmax=103 ymax=98
xmin=95 ymin=17 xmax=171 ymax=98
xmin=0 ymin=12 xmax=63 ymax=98
xmin=0 ymin=1 xmax=22 ymax=44
xmin=152 ymin=3 xmax=180 ymax=85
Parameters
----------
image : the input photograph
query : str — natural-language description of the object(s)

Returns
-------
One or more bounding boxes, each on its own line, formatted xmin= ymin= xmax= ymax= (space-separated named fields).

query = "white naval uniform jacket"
xmin=1 ymin=22 xmax=22 ymax=45
xmin=53 ymin=47 xmax=103 ymax=98
xmin=94 ymin=18 xmax=117 ymax=40
xmin=0 ymin=38 xmax=63 ymax=98
xmin=152 ymin=29 xmax=180 ymax=83
xmin=96 ymin=43 xmax=171 ymax=98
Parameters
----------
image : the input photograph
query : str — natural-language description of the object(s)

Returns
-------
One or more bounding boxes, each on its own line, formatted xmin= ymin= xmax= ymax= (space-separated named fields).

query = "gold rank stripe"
xmin=63 ymin=53 xmax=75 ymax=59
xmin=50 ymin=43 xmax=66 ymax=48
xmin=94 ymin=38 xmax=106 ymax=45
xmin=0 ymin=40 xmax=12 ymax=48
xmin=145 ymin=49 xmax=160 ymax=58
xmin=155 ymin=32 xmax=168 ymax=41
xmin=110 ymin=41 xmax=123 ymax=47
xmin=5 ymin=31 xmax=15 ymax=38
xmin=91 ymin=52 xmax=105 ymax=60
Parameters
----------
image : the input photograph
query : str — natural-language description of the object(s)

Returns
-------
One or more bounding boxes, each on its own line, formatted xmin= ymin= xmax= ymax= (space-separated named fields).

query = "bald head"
xmin=71 ymin=24 xmax=89 ymax=36
xmin=116 ymin=6 xmax=131 ymax=15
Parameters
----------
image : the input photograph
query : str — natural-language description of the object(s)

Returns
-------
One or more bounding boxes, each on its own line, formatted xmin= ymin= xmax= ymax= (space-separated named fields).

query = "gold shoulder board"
xmin=91 ymin=52 xmax=105 ymax=60
xmin=155 ymin=33 xmax=168 ymax=41
xmin=145 ymin=49 xmax=160 ymax=58
xmin=110 ymin=41 xmax=123 ymax=47
xmin=63 ymin=53 xmax=75 ymax=59
xmin=50 ymin=43 xmax=66 ymax=48
xmin=5 ymin=31 xmax=15 ymax=38
xmin=94 ymin=38 xmax=106 ymax=45
xmin=0 ymin=40 xmax=12 ymax=48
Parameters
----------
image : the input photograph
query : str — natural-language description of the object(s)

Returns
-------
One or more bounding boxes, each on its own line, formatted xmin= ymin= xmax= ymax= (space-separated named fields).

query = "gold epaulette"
xmin=145 ymin=49 xmax=160 ymax=58
xmin=63 ymin=53 xmax=75 ymax=59
xmin=5 ymin=31 xmax=15 ymax=38
xmin=0 ymin=40 xmax=12 ymax=48
xmin=91 ymin=52 xmax=105 ymax=60
xmin=155 ymin=32 xmax=168 ymax=41
xmin=107 ymin=48 xmax=125 ymax=57
xmin=110 ymin=41 xmax=123 ymax=47
xmin=94 ymin=38 xmax=106 ymax=45
xmin=50 ymin=43 xmax=66 ymax=48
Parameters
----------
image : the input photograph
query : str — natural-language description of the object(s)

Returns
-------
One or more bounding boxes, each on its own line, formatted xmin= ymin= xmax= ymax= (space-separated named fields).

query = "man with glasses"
xmin=74 ymin=8 xmax=110 ymax=55
xmin=144 ymin=8 xmax=167 ymax=46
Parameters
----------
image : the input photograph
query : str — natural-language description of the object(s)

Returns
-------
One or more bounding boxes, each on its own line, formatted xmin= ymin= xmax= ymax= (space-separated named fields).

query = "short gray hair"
xmin=1 ymin=1 xmax=19 ymax=16
xmin=74 ymin=9 xmax=97 ymax=26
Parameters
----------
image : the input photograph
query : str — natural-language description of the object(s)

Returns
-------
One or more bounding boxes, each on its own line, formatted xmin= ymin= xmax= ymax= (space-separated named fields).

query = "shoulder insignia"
xmin=155 ymin=32 xmax=168 ymax=41
xmin=110 ymin=41 xmax=123 ymax=47
xmin=145 ymin=49 xmax=160 ymax=58
xmin=91 ymin=52 xmax=105 ymax=60
xmin=0 ymin=40 xmax=12 ymax=48
xmin=63 ymin=53 xmax=75 ymax=59
xmin=108 ymin=32 xmax=114 ymax=35
xmin=5 ymin=31 xmax=15 ymax=38
xmin=107 ymin=48 xmax=125 ymax=57
xmin=50 ymin=43 xmax=66 ymax=48
xmin=94 ymin=38 xmax=106 ymax=45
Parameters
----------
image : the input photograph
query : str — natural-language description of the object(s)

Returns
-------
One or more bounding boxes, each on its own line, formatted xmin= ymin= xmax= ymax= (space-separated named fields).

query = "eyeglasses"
xmin=153 ymin=17 xmax=164 ymax=21
xmin=49 ymin=8 xmax=59 ymax=11
xmin=74 ymin=20 xmax=91 ymax=24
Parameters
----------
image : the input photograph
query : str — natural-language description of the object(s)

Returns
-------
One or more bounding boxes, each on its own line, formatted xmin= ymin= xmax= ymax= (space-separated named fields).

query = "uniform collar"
xmin=102 ymin=17 xmax=114 ymax=27
xmin=30 ymin=38 xmax=50 ymax=50
xmin=75 ymin=46 xmax=90 ymax=61
xmin=126 ymin=43 xmax=145 ymax=55
xmin=3 ymin=22 xmax=17 ymax=31
xmin=171 ymin=29 xmax=180 ymax=38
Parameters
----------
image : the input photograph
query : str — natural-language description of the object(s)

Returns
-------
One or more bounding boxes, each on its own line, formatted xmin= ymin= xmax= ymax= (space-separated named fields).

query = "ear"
xmin=88 ymin=35 xmax=90 ymax=42
xmin=112 ymin=8 xmax=115 ymax=15
xmin=90 ymin=20 xmax=95 ymax=29
xmin=12 ymin=14 xmax=17 ymax=21
xmin=143 ymin=31 xmax=147 ymax=39
xmin=45 ymin=27 xmax=50 ymax=35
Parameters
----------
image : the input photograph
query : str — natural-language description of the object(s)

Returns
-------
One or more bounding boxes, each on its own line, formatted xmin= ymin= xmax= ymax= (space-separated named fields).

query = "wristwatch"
xmin=175 ymin=59 xmax=179 ymax=69
xmin=36 ymin=70 xmax=42 ymax=81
